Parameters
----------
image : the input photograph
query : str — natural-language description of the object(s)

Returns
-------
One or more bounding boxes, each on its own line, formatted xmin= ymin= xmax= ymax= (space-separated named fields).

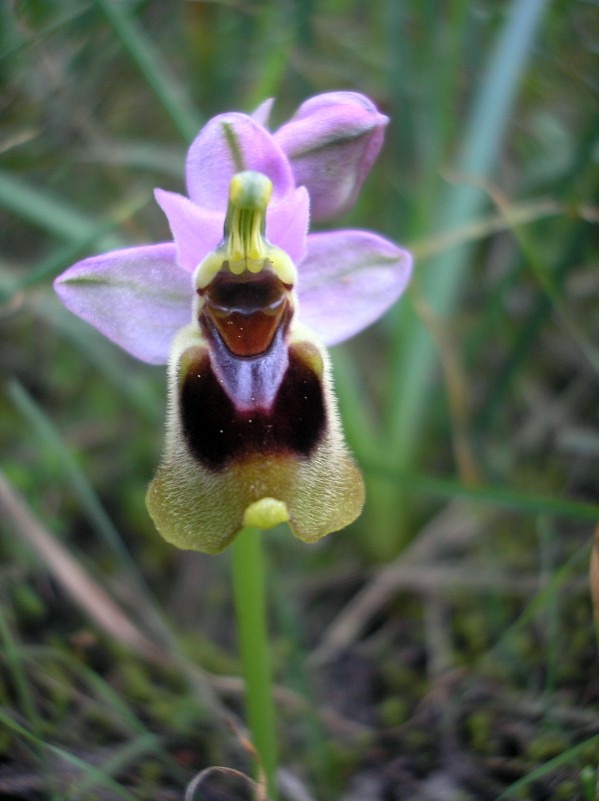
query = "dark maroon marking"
xmin=180 ymin=345 xmax=326 ymax=471
xmin=200 ymin=268 xmax=287 ymax=313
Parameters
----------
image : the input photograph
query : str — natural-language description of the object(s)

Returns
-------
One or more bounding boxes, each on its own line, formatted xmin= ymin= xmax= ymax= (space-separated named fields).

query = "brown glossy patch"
xmin=180 ymin=343 xmax=326 ymax=471
xmin=201 ymin=269 xmax=291 ymax=357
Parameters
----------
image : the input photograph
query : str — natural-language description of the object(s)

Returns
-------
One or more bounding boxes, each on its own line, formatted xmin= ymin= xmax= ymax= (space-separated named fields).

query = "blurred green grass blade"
xmin=496 ymin=201 xmax=599 ymax=374
xmin=331 ymin=346 xmax=380 ymax=463
xmin=0 ymin=709 xmax=139 ymax=801
xmin=410 ymin=197 xmax=561 ymax=261
xmin=537 ymin=517 xmax=560 ymax=699
xmin=17 ymin=646 xmax=157 ymax=741
xmin=452 ymin=0 xmax=547 ymax=183
xmin=2 ymin=232 xmax=114 ymax=299
xmin=498 ymin=733 xmax=599 ymax=800
xmin=71 ymin=660 xmax=185 ymax=774
xmin=6 ymin=380 xmax=168 ymax=629
xmin=372 ymin=0 xmax=547 ymax=557
xmin=244 ymin=2 xmax=294 ymax=110
xmin=363 ymin=465 xmax=599 ymax=522
xmin=95 ymin=0 xmax=201 ymax=142
xmin=269 ymin=556 xmax=340 ymax=796
xmin=82 ymin=139 xmax=185 ymax=176
xmin=0 ymin=605 xmax=40 ymax=733
xmin=6 ymin=380 xmax=179 ymax=656
xmin=0 ymin=168 xmax=125 ymax=248
xmin=0 ymin=193 xmax=151 ymax=302
xmin=387 ymin=0 xmax=548 ymax=458
xmin=475 ymin=121 xmax=599 ymax=429
xmin=8 ymin=379 xmax=134 ymax=565
xmin=74 ymin=663 xmax=150 ymax=737
xmin=0 ymin=4 xmax=92 ymax=61
xmin=38 ymin=298 xmax=162 ymax=425
xmin=476 ymin=219 xmax=593 ymax=432
xmin=73 ymin=732 xmax=163 ymax=798
xmin=0 ymin=167 xmax=164 ymax=425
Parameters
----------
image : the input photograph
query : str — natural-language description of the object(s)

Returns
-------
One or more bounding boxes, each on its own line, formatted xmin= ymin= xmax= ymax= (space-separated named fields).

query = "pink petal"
xmin=54 ymin=244 xmax=191 ymax=364
xmin=186 ymin=113 xmax=295 ymax=211
xmin=266 ymin=186 xmax=309 ymax=265
xmin=154 ymin=189 xmax=224 ymax=272
xmin=274 ymin=92 xmax=388 ymax=221
xmin=297 ymin=230 xmax=412 ymax=346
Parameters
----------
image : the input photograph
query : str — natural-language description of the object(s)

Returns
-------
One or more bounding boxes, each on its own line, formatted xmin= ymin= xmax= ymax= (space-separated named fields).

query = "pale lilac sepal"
xmin=186 ymin=113 xmax=295 ymax=211
xmin=54 ymin=243 xmax=191 ymax=365
xmin=265 ymin=186 xmax=310 ymax=266
xmin=297 ymin=230 xmax=412 ymax=346
xmin=154 ymin=189 xmax=223 ymax=272
xmin=274 ymin=92 xmax=388 ymax=221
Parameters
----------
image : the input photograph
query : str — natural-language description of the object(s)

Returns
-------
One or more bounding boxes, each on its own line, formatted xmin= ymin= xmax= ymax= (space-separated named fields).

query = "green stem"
xmin=232 ymin=527 xmax=277 ymax=799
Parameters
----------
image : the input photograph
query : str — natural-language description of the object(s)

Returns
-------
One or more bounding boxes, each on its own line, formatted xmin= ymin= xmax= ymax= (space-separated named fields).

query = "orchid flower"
xmin=55 ymin=92 xmax=412 ymax=554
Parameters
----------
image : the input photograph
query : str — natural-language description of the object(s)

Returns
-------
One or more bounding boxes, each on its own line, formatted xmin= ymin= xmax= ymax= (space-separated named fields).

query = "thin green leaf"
xmin=0 ymin=192 xmax=151 ymax=301
xmin=95 ymin=0 xmax=201 ymax=141
xmin=38 ymin=298 xmax=163 ymax=425
xmin=0 ymin=709 xmax=140 ymax=801
xmin=498 ymin=733 xmax=599 ymax=799
xmin=6 ymin=380 xmax=173 ymax=651
xmin=0 ymin=169 xmax=124 ymax=248
xmin=376 ymin=0 xmax=549 ymax=556
xmin=362 ymin=465 xmax=599 ymax=522
xmin=388 ymin=0 xmax=549 ymax=454
xmin=0 ymin=605 xmax=40 ymax=733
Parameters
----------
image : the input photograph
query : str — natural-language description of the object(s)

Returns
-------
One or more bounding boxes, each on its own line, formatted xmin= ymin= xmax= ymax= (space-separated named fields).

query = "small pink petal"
xmin=297 ymin=230 xmax=412 ymax=346
xmin=154 ymin=189 xmax=223 ymax=272
xmin=266 ymin=186 xmax=309 ymax=266
xmin=54 ymin=243 xmax=191 ymax=364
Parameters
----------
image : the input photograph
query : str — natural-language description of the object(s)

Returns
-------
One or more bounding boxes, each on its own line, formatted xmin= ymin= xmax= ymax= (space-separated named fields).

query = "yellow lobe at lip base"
xmin=243 ymin=497 xmax=289 ymax=529
xmin=194 ymin=171 xmax=296 ymax=289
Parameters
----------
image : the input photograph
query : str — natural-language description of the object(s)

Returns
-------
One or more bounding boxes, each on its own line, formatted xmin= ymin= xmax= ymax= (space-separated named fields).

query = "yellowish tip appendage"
xmin=226 ymin=173 xmax=271 ymax=266
xmin=229 ymin=171 xmax=272 ymax=210
xmin=243 ymin=497 xmax=289 ymax=529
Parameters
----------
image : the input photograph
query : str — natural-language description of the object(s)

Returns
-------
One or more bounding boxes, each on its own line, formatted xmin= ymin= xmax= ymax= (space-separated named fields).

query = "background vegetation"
xmin=1 ymin=1 xmax=598 ymax=799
